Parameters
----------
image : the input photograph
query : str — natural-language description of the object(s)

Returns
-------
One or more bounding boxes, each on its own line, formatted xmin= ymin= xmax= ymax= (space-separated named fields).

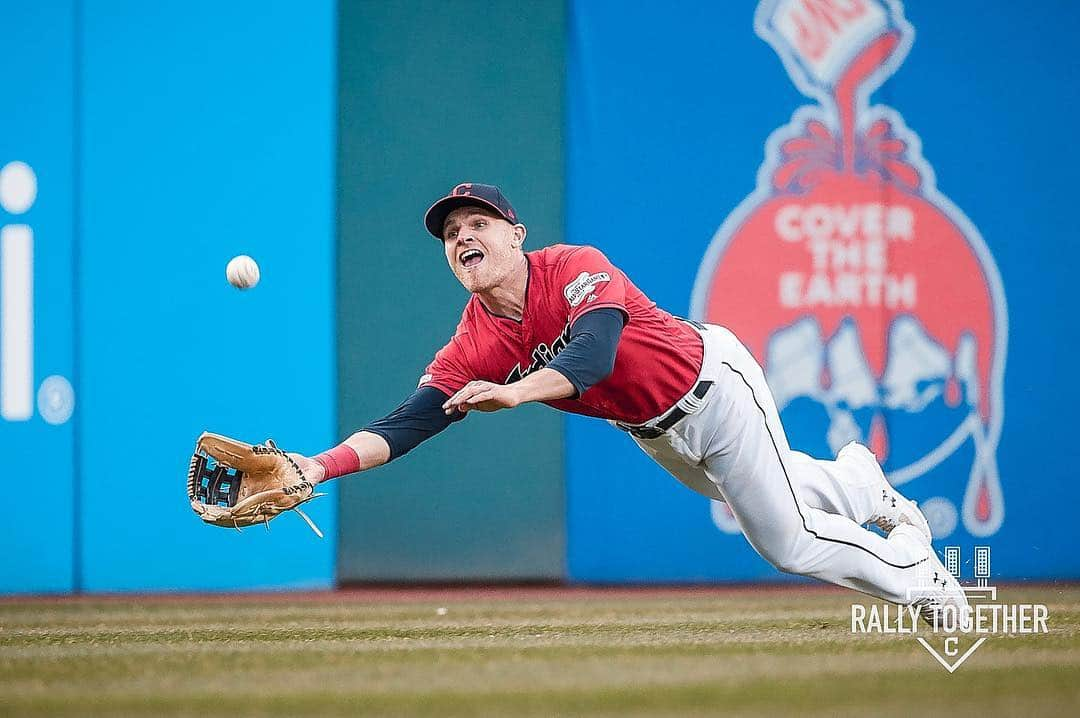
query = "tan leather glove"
xmin=187 ymin=432 xmax=325 ymax=537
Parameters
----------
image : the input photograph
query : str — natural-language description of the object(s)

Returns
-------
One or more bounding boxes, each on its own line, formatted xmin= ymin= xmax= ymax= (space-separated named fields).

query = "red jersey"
xmin=421 ymin=244 xmax=704 ymax=425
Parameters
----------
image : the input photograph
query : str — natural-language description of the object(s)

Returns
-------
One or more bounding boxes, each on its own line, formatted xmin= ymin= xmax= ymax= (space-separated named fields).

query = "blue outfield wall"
xmin=0 ymin=2 xmax=78 ymax=593
xmin=565 ymin=0 xmax=1080 ymax=582
xmin=5 ymin=0 xmax=1078 ymax=592
xmin=1 ymin=0 xmax=336 ymax=593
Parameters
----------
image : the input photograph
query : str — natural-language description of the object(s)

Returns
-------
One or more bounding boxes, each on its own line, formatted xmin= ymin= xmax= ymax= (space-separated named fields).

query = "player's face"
xmin=442 ymin=207 xmax=526 ymax=293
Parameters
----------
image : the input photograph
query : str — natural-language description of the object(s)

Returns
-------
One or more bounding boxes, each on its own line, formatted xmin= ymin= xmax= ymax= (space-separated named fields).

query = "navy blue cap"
xmin=424 ymin=182 xmax=520 ymax=239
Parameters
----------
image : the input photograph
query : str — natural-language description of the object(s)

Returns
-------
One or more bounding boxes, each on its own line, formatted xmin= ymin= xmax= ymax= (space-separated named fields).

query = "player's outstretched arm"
xmin=442 ymin=308 xmax=625 ymax=414
xmin=293 ymin=386 xmax=462 ymax=484
xmin=289 ymin=431 xmax=391 ymax=485
xmin=442 ymin=368 xmax=576 ymax=415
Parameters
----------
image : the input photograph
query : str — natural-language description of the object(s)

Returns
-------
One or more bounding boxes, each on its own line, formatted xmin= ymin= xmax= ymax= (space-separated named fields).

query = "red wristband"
xmin=313 ymin=443 xmax=362 ymax=480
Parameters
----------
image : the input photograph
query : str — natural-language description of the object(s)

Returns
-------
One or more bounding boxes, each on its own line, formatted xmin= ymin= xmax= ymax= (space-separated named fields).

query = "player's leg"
xmin=784 ymin=450 xmax=873 ymax=520
xmin=631 ymin=434 xmax=874 ymax=519
xmin=622 ymin=359 xmax=920 ymax=530
xmin=785 ymin=447 xmax=929 ymax=539
xmin=626 ymin=429 xmax=722 ymax=500
xmin=693 ymin=329 xmax=938 ymax=603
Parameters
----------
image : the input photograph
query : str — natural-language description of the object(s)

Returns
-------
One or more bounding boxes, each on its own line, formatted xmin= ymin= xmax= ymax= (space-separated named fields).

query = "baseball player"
xmin=295 ymin=182 xmax=970 ymax=623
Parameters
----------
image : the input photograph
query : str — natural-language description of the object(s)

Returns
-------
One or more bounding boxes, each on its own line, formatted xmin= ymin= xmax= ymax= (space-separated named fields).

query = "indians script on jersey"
xmin=692 ymin=0 xmax=1008 ymax=540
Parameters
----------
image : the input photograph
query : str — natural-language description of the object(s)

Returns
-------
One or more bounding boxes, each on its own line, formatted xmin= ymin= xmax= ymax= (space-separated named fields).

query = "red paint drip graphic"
xmin=869 ymin=412 xmax=889 ymax=462
xmin=945 ymin=375 xmax=961 ymax=408
xmin=976 ymin=475 xmax=992 ymax=523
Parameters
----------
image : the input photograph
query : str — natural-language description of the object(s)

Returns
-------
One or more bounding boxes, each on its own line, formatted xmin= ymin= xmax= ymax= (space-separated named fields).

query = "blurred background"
xmin=2 ymin=0 xmax=1078 ymax=595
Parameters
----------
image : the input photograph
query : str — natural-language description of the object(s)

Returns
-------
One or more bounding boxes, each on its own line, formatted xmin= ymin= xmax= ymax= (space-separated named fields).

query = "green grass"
xmin=1 ymin=586 xmax=1078 ymax=717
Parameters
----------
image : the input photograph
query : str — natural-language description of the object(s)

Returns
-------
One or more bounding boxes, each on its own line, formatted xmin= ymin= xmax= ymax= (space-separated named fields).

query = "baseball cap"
xmin=424 ymin=182 xmax=521 ymax=239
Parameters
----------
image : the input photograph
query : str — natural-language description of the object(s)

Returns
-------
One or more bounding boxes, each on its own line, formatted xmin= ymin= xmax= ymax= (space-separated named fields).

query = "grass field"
xmin=1 ymin=585 xmax=1078 ymax=717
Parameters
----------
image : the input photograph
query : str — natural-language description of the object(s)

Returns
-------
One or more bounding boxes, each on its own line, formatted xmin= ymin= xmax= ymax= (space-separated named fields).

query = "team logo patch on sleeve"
xmin=564 ymin=271 xmax=611 ymax=307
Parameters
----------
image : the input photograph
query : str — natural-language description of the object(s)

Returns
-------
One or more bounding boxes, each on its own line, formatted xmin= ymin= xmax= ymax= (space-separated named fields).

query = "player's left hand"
xmin=287 ymin=452 xmax=328 ymax=485
xmin=443 ymin=380 xmax=521 ymax=414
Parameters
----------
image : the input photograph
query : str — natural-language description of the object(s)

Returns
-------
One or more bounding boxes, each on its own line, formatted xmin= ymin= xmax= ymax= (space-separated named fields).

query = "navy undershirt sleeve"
xmin=546 ymin=307 xmax=627 ymax=398
xmin=365 ymin=308 xmax=625 ymax=460
xmin=362 ymin=386 xmax=464 ymax=461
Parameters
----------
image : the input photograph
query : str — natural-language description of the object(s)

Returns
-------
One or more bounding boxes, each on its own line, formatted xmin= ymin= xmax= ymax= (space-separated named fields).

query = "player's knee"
xmin=761 ymin=543 xmax=814 ymax=576
xmin=770 ymin=555 xmax=808 ymax=575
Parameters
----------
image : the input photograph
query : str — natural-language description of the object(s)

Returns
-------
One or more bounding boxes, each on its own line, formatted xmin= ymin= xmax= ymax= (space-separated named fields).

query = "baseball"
xmin=226 ymin=255 xmax=260 ymax=289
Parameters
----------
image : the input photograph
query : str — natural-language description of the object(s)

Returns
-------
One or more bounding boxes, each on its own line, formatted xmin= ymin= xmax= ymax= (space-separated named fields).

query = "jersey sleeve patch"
xmin=564 ymin=271 xmax=612 ymax=307
xmin=555 ymin=246 xmax=629 ymax=326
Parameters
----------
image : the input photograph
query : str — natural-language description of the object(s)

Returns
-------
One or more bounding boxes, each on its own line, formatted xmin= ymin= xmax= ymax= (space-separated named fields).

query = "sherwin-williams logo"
xmin=692 ymin=1 xmax=1007 ymax=539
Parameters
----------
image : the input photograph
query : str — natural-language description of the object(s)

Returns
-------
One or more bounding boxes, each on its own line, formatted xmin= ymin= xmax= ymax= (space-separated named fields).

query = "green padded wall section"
xmin=336 ymin=0 xmax=566 ymax=581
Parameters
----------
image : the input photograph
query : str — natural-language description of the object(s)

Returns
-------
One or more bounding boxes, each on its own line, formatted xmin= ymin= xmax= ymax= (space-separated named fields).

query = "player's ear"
xmin=512 ymin=223 xmax=527 ymax=248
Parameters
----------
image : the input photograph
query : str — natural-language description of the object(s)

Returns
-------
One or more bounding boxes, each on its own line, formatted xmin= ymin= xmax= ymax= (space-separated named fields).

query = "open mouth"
xmin=459 ymin=248 xmax=485 ymax=268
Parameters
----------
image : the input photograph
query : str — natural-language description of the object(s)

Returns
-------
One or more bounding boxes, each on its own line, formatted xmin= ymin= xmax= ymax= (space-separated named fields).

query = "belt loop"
xmin=675 ymin=379 xmax=713 ymax=415
xmin=617 ymin=379 xmax=714 ymax=440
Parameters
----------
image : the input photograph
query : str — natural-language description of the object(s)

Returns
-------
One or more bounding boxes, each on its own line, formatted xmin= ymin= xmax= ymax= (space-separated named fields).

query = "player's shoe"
xmin=889 ymin=524 xmax=973 ymax=631
xmin=838 ymin=441 xmax=932 ymax=542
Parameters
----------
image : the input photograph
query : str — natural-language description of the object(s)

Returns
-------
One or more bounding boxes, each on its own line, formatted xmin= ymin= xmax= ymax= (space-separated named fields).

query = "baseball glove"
xmin=187 ymin=432 xmax=326 ymax=537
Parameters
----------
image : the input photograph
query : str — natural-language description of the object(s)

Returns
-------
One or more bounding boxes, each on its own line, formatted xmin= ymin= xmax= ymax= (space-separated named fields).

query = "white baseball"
xmin=226 ymin=255 xmax=260 ymax=289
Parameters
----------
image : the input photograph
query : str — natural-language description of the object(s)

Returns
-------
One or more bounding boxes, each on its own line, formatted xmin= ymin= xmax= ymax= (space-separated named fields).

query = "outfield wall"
xmin=335 ymin=0 xmax=567 ymax=582
xmin=564 ymin=0 xmax=1080 ymax=582
xmin=0 ymin=1 xmax=78 ymax=594
xmin=3 ymin=1 xmax=1078 ymax=594
xmin=0 ymin=0 xmax=337 ymax=593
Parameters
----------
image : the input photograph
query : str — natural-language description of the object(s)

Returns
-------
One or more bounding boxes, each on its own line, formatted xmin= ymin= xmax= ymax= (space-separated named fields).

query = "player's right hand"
xmin=442 ymin=380 xmax=522 ymax=415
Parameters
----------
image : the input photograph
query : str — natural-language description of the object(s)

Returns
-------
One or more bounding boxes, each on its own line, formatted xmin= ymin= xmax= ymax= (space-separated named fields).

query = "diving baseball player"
xmin=257 ymin=183 xmax=970 ymax=622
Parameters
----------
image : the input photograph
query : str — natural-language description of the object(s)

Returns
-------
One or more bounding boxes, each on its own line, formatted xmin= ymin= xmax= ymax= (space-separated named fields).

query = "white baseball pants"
xmin=628 ymin=324 xmax=928 ymax=603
